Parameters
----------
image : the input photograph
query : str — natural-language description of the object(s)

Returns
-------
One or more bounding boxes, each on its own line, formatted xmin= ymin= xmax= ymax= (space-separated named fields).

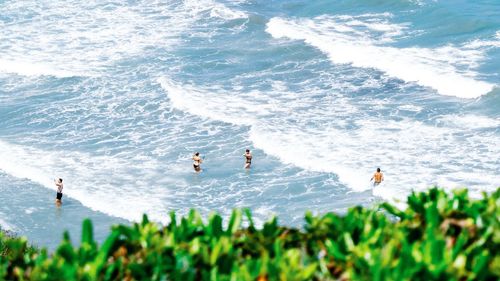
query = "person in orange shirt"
xmin=370 ymin=168 xmax=384 ymax=186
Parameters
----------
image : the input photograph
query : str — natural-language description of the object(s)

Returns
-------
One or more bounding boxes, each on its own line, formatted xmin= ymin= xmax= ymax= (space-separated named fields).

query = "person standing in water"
xmin=370 ymin=168 xmax=384 ymax=186
xmin=192 ymin=152 xmax=203 ymax=172
xmin=55 ymin=178 xmax=63 ymax=205
xmin=243 ymin=149 xmax=252 ymax=169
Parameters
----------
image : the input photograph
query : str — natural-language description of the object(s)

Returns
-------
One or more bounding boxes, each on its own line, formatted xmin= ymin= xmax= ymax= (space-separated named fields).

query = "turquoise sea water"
xmin=0 ymin=0 xmax=498 ymax=250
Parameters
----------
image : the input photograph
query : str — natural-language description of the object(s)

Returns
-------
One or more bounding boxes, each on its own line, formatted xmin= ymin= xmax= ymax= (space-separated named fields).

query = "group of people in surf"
xmin=52 ymin=150 xmax=253 ymax=206
xmin=192 ymin=149 xmax=252 ymax=173
xmin=192 ymin=148 xmax=384 ymax=187
xmin=54 ymin=149 xmax=383 ymax=206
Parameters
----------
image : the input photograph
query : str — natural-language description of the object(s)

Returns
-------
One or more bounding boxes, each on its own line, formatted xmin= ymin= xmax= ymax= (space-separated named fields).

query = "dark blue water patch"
xmin=0 ymin=171 xmax=128 ymax=251
xmin=392 ymin=0 xmax=500 ymax=47
xmin=466 ymin=88 xmax=500 ymax=116
xmin=277 ymin=0 xmax=418 ymax=18
xmin=479 ymin=47 xmax=500 ymax=80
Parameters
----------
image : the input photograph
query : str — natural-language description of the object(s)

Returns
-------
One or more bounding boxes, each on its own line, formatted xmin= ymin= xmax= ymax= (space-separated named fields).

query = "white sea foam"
xmin=341 ymin=14 xmax=409 ymax=43
xmin=160 ymin=78 xmax=500 ymax=205
xmin=465 ymin=30 xmax=500 ymax=49
xmin=0 ymin=140 xmax=172 ymax=223
xmin=0 ymin=59 xmax=80 ymax=78
xmin=24 ymin=207 xmax=36 ymax=215
xmin=398 ymin=104 xmax=423 ymax=112
xmin=466 ymin=40 xmax=500 ymax=49
xmin=0 ymin=0 xmax=246 ymax=77
xmin=436 ymin=115 xmax=500 ymax=129
xmin=209 ymin=3 xmax=248 ymax=20
xmin=183 ymin=0 xmax=247 ymax=20
xmin=159 ymin=78 xmax=274 ymax=126
xmin=266 ymin=16 xmax=495 ymax=98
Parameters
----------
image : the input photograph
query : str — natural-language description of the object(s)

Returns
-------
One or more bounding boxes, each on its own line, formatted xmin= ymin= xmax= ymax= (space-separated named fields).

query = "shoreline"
xmin=0 ymin=179 xmax=376 ymax=252
xmin=0 ymin=171 xmax=127 ymax=251
xmin=3 ymin=166 xmax=498 ymax=252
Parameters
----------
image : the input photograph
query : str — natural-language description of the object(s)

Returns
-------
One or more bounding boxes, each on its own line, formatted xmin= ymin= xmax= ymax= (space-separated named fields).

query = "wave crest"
xmin=266 ymin=16 xmax=495 ymax=98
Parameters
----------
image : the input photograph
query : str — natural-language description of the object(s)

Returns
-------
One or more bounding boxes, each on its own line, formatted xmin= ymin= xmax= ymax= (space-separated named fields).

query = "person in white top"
xmin=55 ymin=178 xmax=63 ymax=205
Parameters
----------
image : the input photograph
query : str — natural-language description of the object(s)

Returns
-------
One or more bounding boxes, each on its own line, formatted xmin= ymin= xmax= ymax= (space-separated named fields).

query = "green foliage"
xmin=0 ymin=187 xmax=498 ymax=280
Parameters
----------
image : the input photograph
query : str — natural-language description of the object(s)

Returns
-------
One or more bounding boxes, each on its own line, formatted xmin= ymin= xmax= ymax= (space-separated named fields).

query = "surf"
xmin=159 ymin=77 xmax=500 ymax=206
xmin=0 ymin=140 xmax=171 ymax=223
xmin=266 ymin=15 xmax=496 ymax=98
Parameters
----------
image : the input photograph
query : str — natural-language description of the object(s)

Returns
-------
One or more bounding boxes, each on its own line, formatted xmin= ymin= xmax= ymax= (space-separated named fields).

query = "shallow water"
xmin=0 ymin=172 xmax=127 ymax=250
xmin=0 ymin=0 xmax=498 ymax=250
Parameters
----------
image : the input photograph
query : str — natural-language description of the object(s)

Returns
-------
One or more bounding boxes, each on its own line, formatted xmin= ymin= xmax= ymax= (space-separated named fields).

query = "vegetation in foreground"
xmin=1 ymin=187 xmax=499 ymax=281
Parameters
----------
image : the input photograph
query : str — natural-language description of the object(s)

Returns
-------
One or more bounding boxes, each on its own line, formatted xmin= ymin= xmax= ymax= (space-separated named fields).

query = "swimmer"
xmin=243 ymin=149 xmax=252 ymax=169
xmin=192 ymin=152 xmax=203 ymax=172
xmin=55 ymin=178 xmax=63 ymax=205
xmin=370 ymin=168 xmax=384 ymax=186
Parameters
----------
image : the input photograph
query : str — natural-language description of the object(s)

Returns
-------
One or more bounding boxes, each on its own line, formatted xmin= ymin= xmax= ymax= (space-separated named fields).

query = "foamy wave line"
xmin=183 ymin=0 xmax=248 ymax=20
xmin=266 ymin=17 xmax=495 ymax=98
xmin=0 ymin=59 xmax=85 ymax=78
xmin=210 ymin=3 xmax=247 ymax=20
xmin=466 ymin=31 xmax=500 ymax=49
xmin=158 ymin=78 xmax=272 ymax=126
xmin=0 ymin=140 xmax=168 ymax=223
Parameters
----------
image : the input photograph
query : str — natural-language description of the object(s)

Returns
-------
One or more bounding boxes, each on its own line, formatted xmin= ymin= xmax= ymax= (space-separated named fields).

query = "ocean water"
xmin=0 ymin=0 xmax=498 ymax=250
